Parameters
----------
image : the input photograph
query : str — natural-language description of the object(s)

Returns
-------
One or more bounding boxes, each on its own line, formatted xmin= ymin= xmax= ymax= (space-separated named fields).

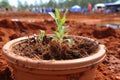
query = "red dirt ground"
xmin=0 ymin=12 xmax=120 ymax=80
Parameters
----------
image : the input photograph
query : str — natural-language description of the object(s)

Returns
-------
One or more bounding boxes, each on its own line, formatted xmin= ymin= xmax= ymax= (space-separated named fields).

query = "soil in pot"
xmin=12 ymin=35 xmax=99 ymax=60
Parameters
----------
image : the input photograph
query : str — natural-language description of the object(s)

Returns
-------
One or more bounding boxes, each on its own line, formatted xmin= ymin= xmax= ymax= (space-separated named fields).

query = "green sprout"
xmin=49 ymin=8 xmax=68 ymax=43
xmin=38 ymin=8 xmax=74 ymax=46
xmin=38 ymin=30 xmax=45 ymax=42
xmin=67 ymin=39 xmax=74 ymax=46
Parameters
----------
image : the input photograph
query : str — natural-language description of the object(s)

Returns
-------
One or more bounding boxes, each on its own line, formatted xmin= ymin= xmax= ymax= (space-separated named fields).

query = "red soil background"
xmin=0 ymin=12 xmax=120 ymax=80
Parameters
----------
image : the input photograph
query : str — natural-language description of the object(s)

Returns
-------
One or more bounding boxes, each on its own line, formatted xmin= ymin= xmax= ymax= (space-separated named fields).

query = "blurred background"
xmin=0 ymin=0 xmax=120 ymax=13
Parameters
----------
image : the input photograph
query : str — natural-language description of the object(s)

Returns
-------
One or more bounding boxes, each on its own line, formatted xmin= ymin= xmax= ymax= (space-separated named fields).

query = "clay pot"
xmin=2 ymin=36 xmax=106 ymax=80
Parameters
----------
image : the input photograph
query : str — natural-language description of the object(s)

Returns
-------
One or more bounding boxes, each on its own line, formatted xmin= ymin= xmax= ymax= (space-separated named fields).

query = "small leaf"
xmin=61 ymin=26 xmax=67 ymax=37
xmin=61 ymin=15 xmax=66 ymax=25
xmin=62 ymin=26 xmax=66 ymax=32
xmin=39 ymin=30 xmax=45 ymax=42
xmin=55 ymin=31 xmax=60 ymax=39
xmin=67 ymin=39 xmax=74 ymax=46
xmin=52 ymin=35 xmax=58 ymax=40
xmin=61 ymin=9 xmax=68 ymax=25
xmin=55 ymin=8 xmax=60 ymax=20
xmin=55 ymin=18 xmax=59 ymax=27
xmin=49 ymin=12 xmax=55 ymax=19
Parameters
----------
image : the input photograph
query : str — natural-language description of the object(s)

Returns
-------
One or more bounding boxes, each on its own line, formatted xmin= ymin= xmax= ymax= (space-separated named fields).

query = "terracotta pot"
xmin=2 ymin=36 xmax=106 ymax=80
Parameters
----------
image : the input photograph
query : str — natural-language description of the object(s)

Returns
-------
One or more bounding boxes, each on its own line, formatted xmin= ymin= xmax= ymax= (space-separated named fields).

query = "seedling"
xmin=38 ymin=8 xmax=74 ymax=45
xmin=49 ymin=8 xmax=68 ymax=42
xmin=38 ymin=30 xmax=45 ymax=42
xmin=49 ymin=8 xmax=74 ymax=45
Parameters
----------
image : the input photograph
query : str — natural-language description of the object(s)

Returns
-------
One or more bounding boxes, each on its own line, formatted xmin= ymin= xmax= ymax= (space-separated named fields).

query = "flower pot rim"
xmin=3 ymin=35 xmax=106 ymax=70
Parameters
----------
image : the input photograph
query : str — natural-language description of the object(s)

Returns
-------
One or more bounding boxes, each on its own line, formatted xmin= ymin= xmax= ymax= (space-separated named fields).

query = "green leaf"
xmin=55 ymin=18 xmax=59 ymax=27
xmin=55 ymin=8 xmax=60 ymax=20
xmin=55 ymin=31 xmax=60 ymax=39
xmin=61 ymin=15 xmax=66 ymax=25
xmin=61 ymin=26 xmax=66 ymax=37
xmin=39 ymin=30 xmax=45 ymax=42
xmin=61 ymin=9 xmax=68 ymax=25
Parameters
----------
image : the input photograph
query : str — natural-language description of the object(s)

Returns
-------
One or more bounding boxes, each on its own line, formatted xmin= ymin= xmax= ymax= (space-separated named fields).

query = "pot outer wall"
xmin=9 ymin=61 xmax=96 ymax=80
xmin=3 ymin=36 xmax=106 ymax=80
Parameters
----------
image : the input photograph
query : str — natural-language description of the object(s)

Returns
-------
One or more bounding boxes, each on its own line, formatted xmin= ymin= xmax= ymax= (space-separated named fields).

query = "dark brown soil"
xmin=0 ymin=12 xmax=120 ymax=80
xmin=12 ymin=35 xmax=99 ymax=60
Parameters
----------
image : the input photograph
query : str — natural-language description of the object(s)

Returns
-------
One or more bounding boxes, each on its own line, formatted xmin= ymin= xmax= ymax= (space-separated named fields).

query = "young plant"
xmin=49 ymin=8 xmax=73 ymax=45
xmin=38 ymin=30 xmax=45 ymax=42
xmin=38 ymin=8 xmax=74 ymax=46
xmin=49 ymin=8 xmax=68 ymax=42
